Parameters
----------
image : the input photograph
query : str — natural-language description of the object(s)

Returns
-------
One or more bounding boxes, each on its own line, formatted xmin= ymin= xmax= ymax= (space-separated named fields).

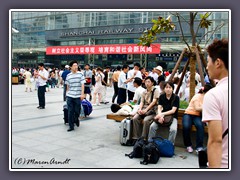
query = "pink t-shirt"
xmin=202 ymin=77 xmax=228 ymax=168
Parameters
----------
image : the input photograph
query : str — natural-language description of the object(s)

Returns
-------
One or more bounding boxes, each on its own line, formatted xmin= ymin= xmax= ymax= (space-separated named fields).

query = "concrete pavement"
xmin=11 ymin=83 xmax=200 ymax=170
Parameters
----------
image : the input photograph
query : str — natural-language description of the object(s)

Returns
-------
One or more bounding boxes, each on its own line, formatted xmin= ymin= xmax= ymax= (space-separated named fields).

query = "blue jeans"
xmin=182 ymin=114 xmax=204 ymax=149
xmin=66 ymin=97 xmax=81 ymax=129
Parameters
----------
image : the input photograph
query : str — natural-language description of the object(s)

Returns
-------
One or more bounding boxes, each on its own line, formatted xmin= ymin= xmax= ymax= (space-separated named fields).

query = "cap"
xmin=65 ymin=65 xmax=69 ymax=68
xmin=155 ymin=66 xmax=163 ymax=72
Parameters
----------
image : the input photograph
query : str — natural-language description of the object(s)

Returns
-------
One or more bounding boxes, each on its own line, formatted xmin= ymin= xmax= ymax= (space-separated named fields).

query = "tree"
xmin=139 ymin=12 xmax=226 ymax=100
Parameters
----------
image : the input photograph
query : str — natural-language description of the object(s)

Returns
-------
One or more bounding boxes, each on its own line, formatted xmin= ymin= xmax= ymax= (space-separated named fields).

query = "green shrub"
xmin=179 ymin=100 xmax=189 ymax=109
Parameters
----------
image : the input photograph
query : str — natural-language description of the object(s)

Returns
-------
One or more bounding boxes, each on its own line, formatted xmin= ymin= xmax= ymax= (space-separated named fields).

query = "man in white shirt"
xmin=148 ymin=68 xmax=158 ymax=83
xmin=127 ymin=63 xmax=142 ymax=101
xmin=36 ymin=63 xmax=49 ymax=109
xmin=117 ymin=65 xmax=134 ymax=105
xmin=132 ymin=77 xmax=145 ymax=105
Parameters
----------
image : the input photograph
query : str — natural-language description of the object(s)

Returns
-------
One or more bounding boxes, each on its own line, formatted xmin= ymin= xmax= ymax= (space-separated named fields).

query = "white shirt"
xmin=133 ymin=86 xmax=145 ymax=104
xmin=118 ymin=71 xmax=127 ymax=89
xmin=184 ymin=87 xmax=199 ymax=102
xmin=38 ymin=69 xmax=49 ymax=86
xmin=127 ymin=69 xmax=142 ymax=92
xmin=149 ymin=72 xmax=158 ymax=83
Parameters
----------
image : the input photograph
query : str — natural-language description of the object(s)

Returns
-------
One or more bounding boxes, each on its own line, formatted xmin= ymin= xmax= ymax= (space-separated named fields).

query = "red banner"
xmin=46 ymin=44 xmax=160 ymax=55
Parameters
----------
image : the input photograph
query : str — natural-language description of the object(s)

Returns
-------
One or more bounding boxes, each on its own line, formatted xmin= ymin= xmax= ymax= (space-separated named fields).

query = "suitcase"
xmin=119 ymin=117 xmax=133 ymax=146
xmin=63 ymin=103 xmax=68 ymax=124
xmin=63 ymin=104 xmax=79 ymax=126
xmin=81 ymin=99 xmax=92 ymax=117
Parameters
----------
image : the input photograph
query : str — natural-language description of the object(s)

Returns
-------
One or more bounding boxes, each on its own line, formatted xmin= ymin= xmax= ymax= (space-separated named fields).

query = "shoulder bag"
xmin=156 ymin=94 xmax=176 ymax=127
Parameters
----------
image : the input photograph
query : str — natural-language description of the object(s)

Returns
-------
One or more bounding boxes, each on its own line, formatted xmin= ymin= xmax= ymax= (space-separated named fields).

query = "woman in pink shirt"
xmin=182 ymin=83 xmax=213 ymax=153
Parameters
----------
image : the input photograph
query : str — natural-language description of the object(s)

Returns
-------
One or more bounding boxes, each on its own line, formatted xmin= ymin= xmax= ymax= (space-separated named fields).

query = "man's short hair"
xmin=38 ymin=63 xmax=44 ymax=67
xmin=69 ymin=60 xmax=78 ymax=67
xmin=133 ymin=77 xmax=142 ymax=86
xmin=122 ymin=64 xmax=129 ymax=70
xmin=207 ymin=38 xmax=228 ymax=70
xmin=134 ymin=62 xmax=141 ymax=68
xmin=116 ymin=66 xmax=121 ymax=71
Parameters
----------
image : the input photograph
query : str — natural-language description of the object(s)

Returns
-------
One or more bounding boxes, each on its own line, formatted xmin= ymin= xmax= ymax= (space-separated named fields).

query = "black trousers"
xmin=38 ymin=85 xmax=46 ymax=107
xmin=112 ymin=82 xmax=119 ymax=103
xmin=63 ymin=83 xmax=67 ymax=101
xmin=127 ymin=90 xmax=135 ymax=101
xmin=117 ymin=88 xmax=127 ymax=105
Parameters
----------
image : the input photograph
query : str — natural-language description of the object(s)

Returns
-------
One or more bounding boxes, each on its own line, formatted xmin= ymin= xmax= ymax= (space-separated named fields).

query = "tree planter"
xmin=12 ymin=74 xmax=19 ymax=84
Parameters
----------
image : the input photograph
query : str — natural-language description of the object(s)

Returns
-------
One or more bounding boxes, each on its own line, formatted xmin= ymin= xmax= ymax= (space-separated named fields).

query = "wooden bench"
xmin=106 ymin=109 xmax=208 ymax=133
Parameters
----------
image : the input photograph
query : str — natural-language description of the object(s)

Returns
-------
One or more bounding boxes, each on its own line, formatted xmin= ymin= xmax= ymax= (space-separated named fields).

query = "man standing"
xmin=83 ymin=64 xmax=93 ymax=101
xmin=36 ymin=63 xmax=49 ymax=109
xmin=117 ymin=64 xmax=133 ymax=105
xmin=111 ymin=66 xmax=121 ymax=103
xmin=127 ymin=63 xmax=142 ymax=101
xmin=65 ymin=61 xmax=85 ymax=132
xmin=61 ymin=65 xmax=71 ymax=101
xmin=202 ymin=39 xmax=229 ymax=168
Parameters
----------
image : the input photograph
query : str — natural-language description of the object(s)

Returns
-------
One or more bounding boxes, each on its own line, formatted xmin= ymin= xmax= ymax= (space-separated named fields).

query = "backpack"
xmin=140 ymin=141 xmax=160 ymax=165
xmin=81 ymin=99 xmax=93 ymax=116
xmin=125 ymin=137 xmax=146 ymax=159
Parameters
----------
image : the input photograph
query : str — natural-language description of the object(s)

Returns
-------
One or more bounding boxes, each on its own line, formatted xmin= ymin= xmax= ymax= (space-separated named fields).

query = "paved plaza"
xmin=11 ymin=83 xmax=200 ymax=170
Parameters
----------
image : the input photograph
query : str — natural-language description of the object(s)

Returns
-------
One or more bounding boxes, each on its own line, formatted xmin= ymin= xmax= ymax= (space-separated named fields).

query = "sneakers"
xmin=195 ymin=147 xmax=204 ymax=154
xmin=186 ymin=146 xmax=193 ymax=153
xmin=92 ymin=103 xmax=97 ymax=106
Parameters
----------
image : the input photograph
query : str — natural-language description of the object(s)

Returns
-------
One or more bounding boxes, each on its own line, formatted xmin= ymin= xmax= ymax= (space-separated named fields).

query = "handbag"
xmin=161 ymin=115 xmax=174 ymax=126
xmin=198 ymin=128 xmax=228 ymax=168
xmin=151 ymin=136 xmax=175 ymax=157
xmin=155 ymin=94 xmax=176 ymax=126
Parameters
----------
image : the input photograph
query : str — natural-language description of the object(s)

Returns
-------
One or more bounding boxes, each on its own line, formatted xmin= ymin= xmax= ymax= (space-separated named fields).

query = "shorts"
xmin=84 ymin=86 xmax=91 ymax=94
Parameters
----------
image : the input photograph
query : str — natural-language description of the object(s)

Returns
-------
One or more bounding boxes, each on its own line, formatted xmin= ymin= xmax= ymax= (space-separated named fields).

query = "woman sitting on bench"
xmin=182 ymin=83 xmax=213 ymax=153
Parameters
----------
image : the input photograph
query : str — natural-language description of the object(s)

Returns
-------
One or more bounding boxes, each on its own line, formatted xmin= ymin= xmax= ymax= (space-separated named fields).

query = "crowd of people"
xmin=12 ymin=38 xmax=228 ymax=168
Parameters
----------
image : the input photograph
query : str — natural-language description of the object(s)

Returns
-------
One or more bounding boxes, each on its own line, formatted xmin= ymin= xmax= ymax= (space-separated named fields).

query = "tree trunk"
xmin=189 ymin=47 xmax=196 ymax=101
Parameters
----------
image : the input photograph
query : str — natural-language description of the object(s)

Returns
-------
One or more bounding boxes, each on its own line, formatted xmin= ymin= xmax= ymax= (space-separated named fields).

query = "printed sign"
xmin=46 ymin=44 xmax=160 ymax=55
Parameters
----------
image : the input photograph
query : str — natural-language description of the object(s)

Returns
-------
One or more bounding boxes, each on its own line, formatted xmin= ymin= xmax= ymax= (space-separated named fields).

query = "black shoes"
xmin=75 ymin=120 xmax=80 ymax=127
xmin=67 ymin=128 xmax=74 ymax=132
xmin=37 ymin=106 xmax=45 ymax=109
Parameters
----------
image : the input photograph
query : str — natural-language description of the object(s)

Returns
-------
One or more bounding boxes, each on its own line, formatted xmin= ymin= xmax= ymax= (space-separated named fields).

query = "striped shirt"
xmin=65 ymin=71 xmax=86 ymax=98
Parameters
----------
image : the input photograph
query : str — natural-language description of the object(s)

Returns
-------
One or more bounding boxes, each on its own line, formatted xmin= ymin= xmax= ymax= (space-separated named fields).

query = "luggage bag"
xmin=119 ymin=117 xmax=133 ymax=146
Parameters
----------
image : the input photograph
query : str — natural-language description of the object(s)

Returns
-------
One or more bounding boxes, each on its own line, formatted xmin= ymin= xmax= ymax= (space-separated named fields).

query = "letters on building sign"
xmin=46 ymin=44 xmax=160 ymax=55
xmin=59 ymin=27 xmax=149 ymax=37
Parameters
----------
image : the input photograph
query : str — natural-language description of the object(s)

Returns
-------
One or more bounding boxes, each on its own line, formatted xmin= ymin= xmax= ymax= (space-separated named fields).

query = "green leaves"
xmin=199 ymin=12 xmax=212 ymax=28
xmin=139 ymin=16 xmax=175 ymax=47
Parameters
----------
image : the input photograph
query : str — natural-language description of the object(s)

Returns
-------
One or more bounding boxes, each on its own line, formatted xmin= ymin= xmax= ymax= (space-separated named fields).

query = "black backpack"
xmin=125 ymin=137 xmax=146 ymax=159
xmin=140 ymin=142 xmax=160 ymax=165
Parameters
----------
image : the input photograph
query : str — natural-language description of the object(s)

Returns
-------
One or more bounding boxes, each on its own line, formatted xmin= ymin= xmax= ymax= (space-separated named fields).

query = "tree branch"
xmin=195 ymin=12 xmax=212 ymax=40
xmin=176 ymin=12 xmax=191 ymax=52
xmin=197 ymin=22 xmax=226 ymax=46
xmin=170 ymin=12 xmax=190 ymax=25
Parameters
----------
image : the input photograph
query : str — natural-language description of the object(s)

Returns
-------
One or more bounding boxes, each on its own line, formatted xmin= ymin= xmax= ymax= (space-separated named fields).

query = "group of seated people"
xmin=111 ymin=76 xmax=213 ymax=153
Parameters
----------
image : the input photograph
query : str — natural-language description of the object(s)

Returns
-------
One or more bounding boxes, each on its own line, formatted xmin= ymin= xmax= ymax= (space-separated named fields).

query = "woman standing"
xmin=23 ymin=68 xmax=33 ymax=92
xmin=182 ymin=83 xmax=213 ymax=153
xmin=92 ymin=67 xmax=105 ymax=106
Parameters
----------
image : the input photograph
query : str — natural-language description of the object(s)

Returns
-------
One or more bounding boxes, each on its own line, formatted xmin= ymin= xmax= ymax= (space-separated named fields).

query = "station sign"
xmin=46 ymin=44 xmax=160 ymax=55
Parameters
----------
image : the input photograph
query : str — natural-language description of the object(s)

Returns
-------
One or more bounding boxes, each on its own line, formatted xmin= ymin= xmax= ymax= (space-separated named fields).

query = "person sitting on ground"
xmin=182 ymin=83 xmax=213 ymax=153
